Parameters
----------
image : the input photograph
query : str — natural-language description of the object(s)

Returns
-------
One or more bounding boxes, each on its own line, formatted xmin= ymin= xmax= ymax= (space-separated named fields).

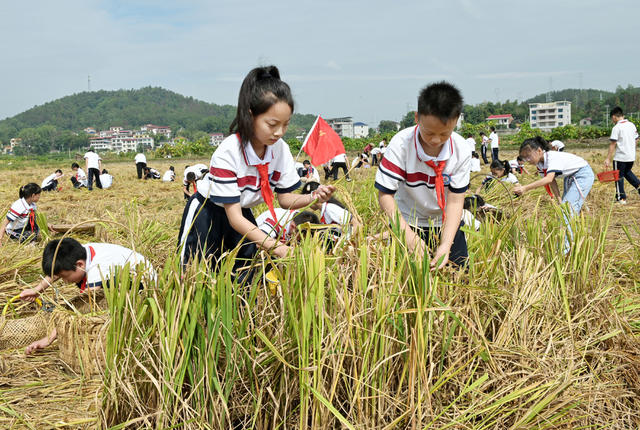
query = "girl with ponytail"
xmin=0 ymin=183 xmax=42 ymax=244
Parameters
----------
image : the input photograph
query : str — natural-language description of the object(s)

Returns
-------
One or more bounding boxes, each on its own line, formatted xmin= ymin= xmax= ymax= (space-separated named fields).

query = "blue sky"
xmin=1 ymin=0 xmax=638 ymax=126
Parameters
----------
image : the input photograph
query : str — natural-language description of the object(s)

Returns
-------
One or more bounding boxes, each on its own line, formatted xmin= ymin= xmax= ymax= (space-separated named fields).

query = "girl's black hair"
xmin=55 ymin=169 xmax=62 ymax=174
xmin=300 ymin=182 xmax=346 ymax=209
xmin=229 ymin=65 xmax=294 ymax=145
xmin=326 ymin=197 xmax=346 ymax=209
xmin=292 ymin=211 xmax=319 ymax=226
xmin=71 ymin=162 xmax=80 ymax=169
xmin=19 ymin=183 xmax=41 ymax=199
xmin=520 ymin=136 xmax=551 ymax=154
xmin=170 ymin=166 xmax=175 ymax=171
xmin=464 ymin=194 xmax=485 ymax=211
xmin=101 ymin=169 xmax=108 ymax=174
xmin=489 ymin=159 xmax=511 ymax=174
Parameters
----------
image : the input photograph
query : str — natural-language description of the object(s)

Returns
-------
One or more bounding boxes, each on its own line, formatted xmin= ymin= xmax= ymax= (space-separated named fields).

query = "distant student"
xmin=508 ymin=156 xmax=530 ymax=175
xmin=302 ymin=182 xmax=358 ymax=229
xmin=475 ymin=159 xmax=518 ymax=194
xmin=370 ymin=145 xmax=382 ymax=166
xmin=328 ymin=153 xmax=351 ymax=181
xmin=300 ymin=160 xmax=320 ymax=183
xmin=177 ymin=65 xmax=335 ymax=274
xmin=182 ymin=164 xmax=208 ymax=198
xmin=514 ymin=137 xmax=593 ymax=251
xmin=70 ymin=162 xmax=88 ymax=188
xmin=19 ymin=237 xmax=155 ymax=354
xmin=255 ymin=208 xmax=319 ymax=243
xmin=351 ymin=154 xmax=368 ymax=169
xmin=135 ymin=152 xmax=147 ymax=179
xmin=605 ymin=106 xmax=640 ymax=204
xmin=144 ymin=166 xmax=161 ymax=180
xmin=470 ymin=152 xmax=481 ymax=172
xmin=0 ymin=183 xmax=41 ymax=244
xmin=84 ymin=149 xmax=103 ymax=190
xmin=41 ymin=170 xmax=63 ymax=192
xmin=479 ymin=131 xmax=489 ymax=164
xmin=465 ymin=133 xmax=477 ymax=153
xmin=162 ymin=166 xmax=176 ymax=182
xmin=375 ymin=81 xmax=471 ymax=268
xmin=550 ymin=140 xmax=565 ymax=152
xmin=99 ymin=169 xmax=113 ymax=189
xmin=488 ymin=126 xmax=499 ymax=162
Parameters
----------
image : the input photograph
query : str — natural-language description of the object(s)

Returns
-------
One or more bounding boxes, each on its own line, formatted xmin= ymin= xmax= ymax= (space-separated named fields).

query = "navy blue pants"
xmin=613 ymin=160 xmax=640 ymax=201
xmin=412 ymin=222 xmax=468 ymax=267
xmin=177 ymin=193 xmax=258 ymax=275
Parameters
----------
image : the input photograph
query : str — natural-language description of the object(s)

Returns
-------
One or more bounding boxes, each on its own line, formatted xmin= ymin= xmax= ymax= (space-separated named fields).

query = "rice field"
xmin=0 ymin=148 xmax=639 ymax=429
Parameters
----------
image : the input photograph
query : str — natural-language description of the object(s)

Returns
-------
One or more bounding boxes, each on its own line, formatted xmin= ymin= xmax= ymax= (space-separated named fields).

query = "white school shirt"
xmin=134 ymin=153 xmax=147 ymax=164
xmin=536 ymin=151 xmax=589 ymax=178
xmin=465 ymin=137 xmax=477 ymax=152
xmin=202 ymin=134 xmax=300 ymax=208
xmin=183 ymin=164 xmax=208 ymax=186
xmin=481 ymin=135 xmax=489 ymax=147
xmin=162 ymin=170 xmax=175 ymax=182
xmin=99 ymin=173 xmax=113 ymax=189
xmin=550 ymin=140 xmax=565 ymax=151
xmin=489 ymin=132 xmax=499 ymax=149
xmin=305 ymin=166 xmax=320 ymax=182
xmin=255 ymin=208 xmax=298 ymax=242
xmin=74 ymin=168 xmax=88 ymax=186
xmin=41 ymin=173 xmax=58 ymax=188
xmin=84 ymin=151 xmax=101 ymax=169
xmin=5 ymin=198 xmax=36 ymax=232
xmin=331 ymin=153 xmax=347 ymax=164
xmin=375 ymin=126 xmax=471 ymax=228
xmin=508 ymin=159 xmax=522 ymax=171
xmin=461 ymin=209 xmax=481 ymax=231
xmin=501 ymin=172 xmax=519 ymax=184
xmin=77 ymin=243 xmax=155 ymax=290
xmin=320 ymin=202 xmax=351 ymax=226
xmin=351 ymin=157 xmax=361 ymax=168
xmin=470 ymin=158 xmax=481 ymax=172
xmin=610 ymin=119 xmax=639 ymax=162
xmin=371 ymin=147 xmax=381 ymax=155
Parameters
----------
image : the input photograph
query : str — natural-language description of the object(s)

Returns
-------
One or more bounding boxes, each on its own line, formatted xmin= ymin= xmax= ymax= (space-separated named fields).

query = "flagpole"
xmin=296 ymin=115 xmax=320 ymax=161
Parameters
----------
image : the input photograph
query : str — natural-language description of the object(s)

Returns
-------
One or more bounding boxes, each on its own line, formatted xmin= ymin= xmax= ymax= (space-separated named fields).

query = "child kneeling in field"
xmin=513 ymin=136 xmax=594 ymax=252
xmin=375 ymin=82 xmax=471 ymax=268
xmin=19 ymin=237 xmax=155 ymax=354
xmin=0 ymin=183 xmax=41 ymax=244
xmin=255 ymin=208 xmax=319 ymax=243
xmin=475 ymin=159 xmax=519 ymax=194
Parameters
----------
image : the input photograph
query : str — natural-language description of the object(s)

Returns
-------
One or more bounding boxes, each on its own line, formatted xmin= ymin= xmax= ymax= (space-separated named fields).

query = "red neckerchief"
xmin=28 ymin=209 xmax=35 ymax=231
xmin=424 ymin=159 xmax=447 ymax=222
xmin=238 ymin=133 xmax=278 ymax=221
xmin=538 ymin=154 xmax=554 ymax=198
xmin=78 ymin=246 xmax=96 ymax=292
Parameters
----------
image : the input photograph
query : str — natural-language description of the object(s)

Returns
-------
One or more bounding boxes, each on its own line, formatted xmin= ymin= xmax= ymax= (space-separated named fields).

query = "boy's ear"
xmin=414 ymin=111 xmax=419 ymax=125
xmin=76 ymin=260 xmax=86 ymax=271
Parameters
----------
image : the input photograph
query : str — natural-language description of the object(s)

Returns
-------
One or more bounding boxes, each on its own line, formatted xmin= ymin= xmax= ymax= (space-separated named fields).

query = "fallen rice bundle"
xmin=53 ymin=308 xmax=110 ymax=376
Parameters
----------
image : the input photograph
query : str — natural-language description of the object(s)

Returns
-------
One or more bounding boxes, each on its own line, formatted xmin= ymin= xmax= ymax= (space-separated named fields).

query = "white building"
xmin=142 ymin=124 xmax=172 ymax=138
xmin=353 ymin=122 xmax=369 ymax=138
xmin=210 ymin=133 xmax=224 ymax=146
xmin=326 ymin=117 xmax=354 ymax=138
xmin=529 ymin=101 xmax=571 ymax=130
xmin=486 ymin=114 xmax=513 ymax=128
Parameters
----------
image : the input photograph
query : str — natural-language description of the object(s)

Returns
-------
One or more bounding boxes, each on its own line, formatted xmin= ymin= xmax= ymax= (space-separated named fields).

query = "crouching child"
xmin=19 ymin=237 xmax=155 ymax=354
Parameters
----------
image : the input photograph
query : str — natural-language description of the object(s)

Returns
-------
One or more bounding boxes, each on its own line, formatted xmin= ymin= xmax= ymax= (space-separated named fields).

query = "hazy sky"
xmin=2 ymin=0 xmax=638 ymax=126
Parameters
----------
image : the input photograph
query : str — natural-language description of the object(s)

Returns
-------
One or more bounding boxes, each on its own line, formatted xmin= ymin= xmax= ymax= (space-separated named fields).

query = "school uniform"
xmin=134 ymin=153 xmax=147 ymax=179
xmin=256 ymin=208 xmax=298 ymax=243
xmin=508 ymin=159 xmax=524 ymax=174
xmin=295 ymin=161 xmax=305 ymax=177
xmin=4 ymin=198 xmax=38 ymax=243
xmin=145 ymin=168 xmax=161 ymax=179
xmin=99 ymin=173 xmax=113 ymax=189
xmin=370 ymin=147 xmax=381 ymax=166
xmin=470 ymin=158 xmax=481 ymax=172
xmin=302 ymin=165 xmax=320 ymax=183
xmin=74 ymin=243 xmax=155 ymax=291
xmin=461 ymin=209 xmax=481 ymax=231
xmin=375 ymin=126 xmax=471 ymax=266
xmin=489 ymin=132 xmax=499 ymax=162
xmin=550 ymin=140 xmax=565 ymax=151
xmin=480 ymin=135 xmax=489 ymax=164
xmin=328 ymin=153 xmax=350 ymax=180
xmin=465 ymin=137 xmax=477 ymax=153
xmin=610 ymin=119 xmax=640 ymax=201
xmin=162 ymin=170 xmax=176 ymax=182
xmin=182 ymin=164 xmax=208 ymax=198
xmin=84 ymin=151 xmax=102 ymax=190
xmin=481 ymin=172 xmax=518 ymax=190
xmin=41 ymin=173 xmax=60 ymax=192
xmin=71 ymin=168 xmax=88 ymax=188
xmin=177 ymin=134 xmax=301 ymax=273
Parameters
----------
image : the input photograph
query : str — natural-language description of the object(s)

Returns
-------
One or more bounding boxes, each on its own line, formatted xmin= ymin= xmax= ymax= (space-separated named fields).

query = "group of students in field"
xmin=2 ymin=65 xmax=639 ymax=355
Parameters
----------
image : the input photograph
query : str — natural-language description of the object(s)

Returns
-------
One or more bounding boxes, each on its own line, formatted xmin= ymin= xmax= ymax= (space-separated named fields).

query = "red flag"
xmin=301 ymin=116 xmax=345 ymax=166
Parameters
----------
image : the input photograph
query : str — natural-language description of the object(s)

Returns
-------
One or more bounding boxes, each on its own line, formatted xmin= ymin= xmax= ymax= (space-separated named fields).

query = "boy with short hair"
xmin=604 ymin=106 xmax=640 ymax=204
xmin=375 ymin=81 xmax=471 ymax=268
xmin=41 ymin=169 xmax=63 ymax=192
xmin=301 ymin=160 xmax=320 ymax=183
xmin=488 ymin=126 xmax=499 ymax=162
xmin=84 ymin=149 xmax=103 ymax=190
xmin=70 ymin=162 xmax=88 ymax=188
xmin=19 ymin=237 xmax=154 ymax=354
xmin=479 ymin=132 xmax=489 ymax=164
xmin=134 ymin=152 xmax=147 ymax=179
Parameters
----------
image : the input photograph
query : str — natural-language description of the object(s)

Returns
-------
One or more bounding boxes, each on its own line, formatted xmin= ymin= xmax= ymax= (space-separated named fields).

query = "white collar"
xmin=414 ymin=126 xmax=453 ymax=162
xmin=243 ymin=140 xmax=274 ymax=166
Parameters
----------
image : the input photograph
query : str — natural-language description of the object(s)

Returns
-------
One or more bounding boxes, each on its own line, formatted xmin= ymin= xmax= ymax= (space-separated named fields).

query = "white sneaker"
xmin=617 ymin=199 xmax=627 ymax=205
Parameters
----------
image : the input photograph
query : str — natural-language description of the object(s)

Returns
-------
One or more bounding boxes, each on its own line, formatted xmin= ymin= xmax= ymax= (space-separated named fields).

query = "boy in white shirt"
xmin=479 ymin=132 xmax=489 ymax=164
xmin=328 ymin=153 xmax=351 ymax=181
xmin=134 ymin=153 xmax=147 ymax=179
xmin=70 ymin=163 xmax=88 ymax=188
xmin=375 ymin=82 xmax=471 ymax=268
xmin=84 ymin=149 xmax=103 ymax=190
xmin=41 ymin=170 xmax=63 ymax=192
xmin=99 ymin=169 xmax=113 ymax=189
xmin=162 ymin=166 xmax=176 ymax=182
xmin=604 ymin=106 xmax=640 ymax=203
xmin=488 ymin=126 xmax=499 ymax=162
xmin=465 ymin=134 xmax=477 ymax=153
